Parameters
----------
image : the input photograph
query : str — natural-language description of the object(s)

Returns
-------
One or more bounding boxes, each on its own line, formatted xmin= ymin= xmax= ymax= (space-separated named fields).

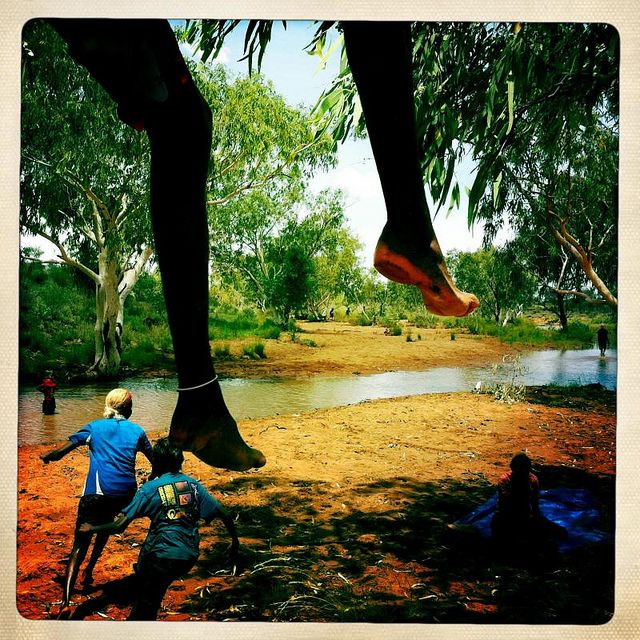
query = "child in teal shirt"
xmin=80 ymin=437 xmax=239 ymax=620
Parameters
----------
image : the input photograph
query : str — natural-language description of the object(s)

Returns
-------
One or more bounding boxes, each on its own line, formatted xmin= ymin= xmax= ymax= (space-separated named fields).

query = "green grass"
xmin=447 ymin=316 xmax=608 ymax=349
xmin=209 ymin=307 xmax=281 ymax=341
xmin=243 ymin=342 xmax=267 ymax=359
xmin=213 ymin=344 xmax=232 ymax=360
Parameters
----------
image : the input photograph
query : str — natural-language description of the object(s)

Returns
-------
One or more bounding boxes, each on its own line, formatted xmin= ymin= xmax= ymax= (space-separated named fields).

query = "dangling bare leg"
xmin=342 ymin=21 xmax=479 ymax=317
xmin=51 ymin=19 xmax=265 ymax=471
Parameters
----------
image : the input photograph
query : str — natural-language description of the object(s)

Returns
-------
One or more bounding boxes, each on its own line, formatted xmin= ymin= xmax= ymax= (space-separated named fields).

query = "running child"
xmin=79 ymin=437 xmax=239 ymax=620
xmin=40 ymin=388 xmax=153 ymax=611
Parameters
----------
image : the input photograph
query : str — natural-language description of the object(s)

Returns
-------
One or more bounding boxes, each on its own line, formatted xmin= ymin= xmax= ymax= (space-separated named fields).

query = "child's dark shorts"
xmin=75 ymin=493 xmax=135 ymax=530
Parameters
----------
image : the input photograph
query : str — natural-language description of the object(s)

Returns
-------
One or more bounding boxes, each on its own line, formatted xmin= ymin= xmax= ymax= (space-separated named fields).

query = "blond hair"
xmin=103 ymin=388 xmax=133 ymax=419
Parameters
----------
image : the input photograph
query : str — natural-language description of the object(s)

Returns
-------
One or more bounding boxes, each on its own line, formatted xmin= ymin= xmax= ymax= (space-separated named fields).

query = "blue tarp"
xmin=455 ymin=487 xmax=612 ymax=553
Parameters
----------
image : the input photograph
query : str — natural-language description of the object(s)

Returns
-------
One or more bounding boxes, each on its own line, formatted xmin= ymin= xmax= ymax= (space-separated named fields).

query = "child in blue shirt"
xmin=41 ymin=388 xmax=153 ymax=611
xmin=80 ymin=436 xmax=239 ymax=620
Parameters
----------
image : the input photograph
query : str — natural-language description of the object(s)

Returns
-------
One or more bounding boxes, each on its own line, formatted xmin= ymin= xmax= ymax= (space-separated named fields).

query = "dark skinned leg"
xmin=80 ymin=531 xmax=109 ymax=588
xmin=50 ymin=19 xmax=265 ymax=471
xmin=61 ymin=532 xmax=92 ymax=608
xmin=145 ymin=71 xmax=265 ymax=470
xmin=342 ymin=21 xmax=479 ymax=317
xmin=127 ymin=556 xmax=193 ymax=620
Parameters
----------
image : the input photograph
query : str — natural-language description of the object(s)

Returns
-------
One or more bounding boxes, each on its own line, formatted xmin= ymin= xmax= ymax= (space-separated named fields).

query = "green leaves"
xmin=412 ymin=21 xmax=618 ymax=230
xmin=184 ymin=19 xmax=289 ymax=75
xmin=506 ymin=75 xmax=515 ymax=135
xmin=492 ymin=171 xmax=503 ymax=207
xmin=21 ymin=20 xmax=152 ymax=263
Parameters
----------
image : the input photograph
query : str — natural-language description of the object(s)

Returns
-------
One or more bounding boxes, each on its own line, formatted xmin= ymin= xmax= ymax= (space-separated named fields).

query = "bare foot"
xmin=374 ymin=222 xmax=479 ymax=317
xmin=169 ymin=385 xmax=266 ymax=471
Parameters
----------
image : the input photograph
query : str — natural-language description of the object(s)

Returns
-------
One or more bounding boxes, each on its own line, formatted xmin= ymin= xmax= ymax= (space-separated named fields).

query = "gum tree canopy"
xmin=410 ymin=22 xmax=618 ymax=309
xmin=21 ymin=20 xmax=338 ymax=377
xmin=21 ymin=20 xmax=153 ymax=377
xmin=308 ymin=21 xmax=619 ymax=308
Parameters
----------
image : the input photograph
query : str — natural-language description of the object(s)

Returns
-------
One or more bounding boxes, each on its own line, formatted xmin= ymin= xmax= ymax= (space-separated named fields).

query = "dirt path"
xmin=17 ymin=370 xmax=616 ymax=622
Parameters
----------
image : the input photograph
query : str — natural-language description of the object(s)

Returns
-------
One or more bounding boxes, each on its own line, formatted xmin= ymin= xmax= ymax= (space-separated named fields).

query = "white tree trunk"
xmin=91 ymin=246 xmax=153 ymax=378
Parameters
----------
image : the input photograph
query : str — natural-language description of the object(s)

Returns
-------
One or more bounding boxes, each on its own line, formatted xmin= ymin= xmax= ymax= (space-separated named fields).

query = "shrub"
xmin=287 ymin=318 xmax=299 ymax=341
xmin=412 ymin=313 xmax=439 ymax=329
xmin=213 ymin=344 xmax=232 ymax=360
xmin=121 ymin=338 xmax=158 ymax=369
xmin=243 ymin=342 xmax=267 ymax=359
xmin=387 ymin=323 xmax=402 ymax=336
xmin=260 ymin=322 xmax=282 ymax=340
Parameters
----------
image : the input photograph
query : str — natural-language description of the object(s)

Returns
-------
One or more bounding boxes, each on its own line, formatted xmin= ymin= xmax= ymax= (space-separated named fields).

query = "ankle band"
xmin=177 ymin=375 xmax=218 ymax=391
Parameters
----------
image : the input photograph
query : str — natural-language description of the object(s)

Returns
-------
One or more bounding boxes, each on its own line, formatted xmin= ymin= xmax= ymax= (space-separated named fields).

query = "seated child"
xmin=79 ymin=437 xmax=239 ymax=620
xmin=491 ymin=452 xmax=565 ymax=561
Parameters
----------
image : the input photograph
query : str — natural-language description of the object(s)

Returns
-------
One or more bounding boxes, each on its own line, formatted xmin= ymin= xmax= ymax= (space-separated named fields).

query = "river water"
xmin=18 ymin=347 xmax=616 ymax=446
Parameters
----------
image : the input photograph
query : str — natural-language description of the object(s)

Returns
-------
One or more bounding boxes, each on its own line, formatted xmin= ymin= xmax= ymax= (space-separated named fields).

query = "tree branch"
xmin=118 ymin=246 xmax=154 ymax=302
xmin=35 ymin=229 xmax=101 ymax=283
xmin=553 ymin=289 xmax=609 ymax=305
xmin=208 ymin=139 xmax=321 ymax=206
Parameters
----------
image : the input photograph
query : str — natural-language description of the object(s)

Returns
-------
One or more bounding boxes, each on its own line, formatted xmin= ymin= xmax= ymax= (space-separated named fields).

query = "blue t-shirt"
xmin=68 ymin=417 xmax=153 ymax=497
xmin=121 ymin=472 xmax=223 ymax=562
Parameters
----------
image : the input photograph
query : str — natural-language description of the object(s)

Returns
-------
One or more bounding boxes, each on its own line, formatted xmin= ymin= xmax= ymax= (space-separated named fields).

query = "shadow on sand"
xmin=68 ymin=464 xmax=613 ymax=623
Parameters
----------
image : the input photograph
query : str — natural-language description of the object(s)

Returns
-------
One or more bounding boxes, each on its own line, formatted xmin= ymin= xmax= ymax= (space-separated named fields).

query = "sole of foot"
xmin=374 ymin=239 xmax=479 ymax=317
xmin=170 ymin=414 xmax=266 ymax=472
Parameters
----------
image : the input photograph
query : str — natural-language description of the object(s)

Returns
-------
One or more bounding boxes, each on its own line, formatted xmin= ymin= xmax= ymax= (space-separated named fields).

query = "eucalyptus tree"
xmin=21 ymin=20 xmax=153 ymax=377
xmin=21 ymin=21 xmax=338 ymax=376
xmin=413 ymin=22 xmax=618 ymax=306
xmin=310 ymin=21 xmax=619 ymax=306
xmin=209 ymin=186 xmax=359 ymax=323
xmin=192 ymin=63 xmax=336 ymax=211
xmin=449 ymin=246 xmax=537 ymax=324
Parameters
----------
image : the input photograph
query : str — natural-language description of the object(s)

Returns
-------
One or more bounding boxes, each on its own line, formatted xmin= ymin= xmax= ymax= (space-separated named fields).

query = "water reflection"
xmin=18 ymin=348 xmax=616 ymax=446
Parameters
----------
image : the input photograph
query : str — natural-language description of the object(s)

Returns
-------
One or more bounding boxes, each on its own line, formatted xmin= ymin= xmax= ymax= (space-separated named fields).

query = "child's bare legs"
xmin=51 ymin=20 xmax=265 ymax=471
xmin=342 ymin=21 xmax=479 ymax=317
xmin=61 ymin=532 xmax=91 ymax=609
xmin=80 ymin=531 xmax=109 ymax=588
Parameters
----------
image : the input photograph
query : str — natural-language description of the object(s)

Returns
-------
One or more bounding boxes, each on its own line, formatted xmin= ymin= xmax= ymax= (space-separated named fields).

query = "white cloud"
xmin=178 ymin=41 xmax=230 ymax=64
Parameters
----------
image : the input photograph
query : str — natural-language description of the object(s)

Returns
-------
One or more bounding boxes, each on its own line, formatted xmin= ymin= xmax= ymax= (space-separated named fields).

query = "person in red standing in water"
xmin=37 ymin=372 xmax=57 ymax=415
xmin=491 ymin=452 xmax=566 ymax=563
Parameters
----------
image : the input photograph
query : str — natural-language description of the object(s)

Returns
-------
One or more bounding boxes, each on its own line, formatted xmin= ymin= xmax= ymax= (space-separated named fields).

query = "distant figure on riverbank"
xmin=37 ymin=374 xmax=57 ymax=415
xmin=79 ymin=437 xmax=239 ymax=620
xmin=40 ymin=388 xmax=153 ymax=614
xmin=597 ymin=325 xmax=609 ymax=357
xmin=491 ymin=452 xmax=566 ymax=562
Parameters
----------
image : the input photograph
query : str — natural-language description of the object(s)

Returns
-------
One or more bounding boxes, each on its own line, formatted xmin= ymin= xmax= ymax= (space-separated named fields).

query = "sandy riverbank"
xmin=17 ymin=340 xmax=616 ymax=623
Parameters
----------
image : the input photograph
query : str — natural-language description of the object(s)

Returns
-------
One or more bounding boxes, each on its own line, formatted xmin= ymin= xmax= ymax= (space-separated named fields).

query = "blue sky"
xmin=177 ymin=20 xmax=497 ymax=263
xmin=26 ymin=20 xmax=497 ymax=263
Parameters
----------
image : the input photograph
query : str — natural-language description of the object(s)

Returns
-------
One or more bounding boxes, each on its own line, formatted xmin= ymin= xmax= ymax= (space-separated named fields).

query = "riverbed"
xmin=18 ymin=346 xmax=616 ymax=446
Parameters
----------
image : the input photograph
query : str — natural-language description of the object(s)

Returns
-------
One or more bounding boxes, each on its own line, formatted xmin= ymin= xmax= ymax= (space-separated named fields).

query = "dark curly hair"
xmin=510 ymin=452 xmax=532 ymax=473
xmin=151 ymin=437 xmax=184 ymax=475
